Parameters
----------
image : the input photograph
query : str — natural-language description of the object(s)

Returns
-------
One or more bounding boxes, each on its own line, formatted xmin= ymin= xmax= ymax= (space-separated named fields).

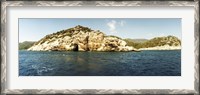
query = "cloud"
xmin=119 ymin=20 xmax=126 ymax=26
xmin=107 ymin=20 xmax=117 ymax=33
xmin=106 ymin=20 xmax=126 ymax=33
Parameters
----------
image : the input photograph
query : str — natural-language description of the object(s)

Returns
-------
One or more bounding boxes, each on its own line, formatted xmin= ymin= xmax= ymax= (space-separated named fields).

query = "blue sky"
xmin=19 ymin=18 xmax=181 ymax=42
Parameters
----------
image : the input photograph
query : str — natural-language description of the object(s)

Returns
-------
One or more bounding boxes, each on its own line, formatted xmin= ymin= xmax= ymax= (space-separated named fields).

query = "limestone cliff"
xmin=28 ymin=25 xmax=137 ymax=51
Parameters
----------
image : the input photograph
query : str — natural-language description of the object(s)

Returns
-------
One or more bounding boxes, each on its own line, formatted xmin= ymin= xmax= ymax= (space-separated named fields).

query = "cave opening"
xmin=73 ymin=44 xmax=79 ymax=51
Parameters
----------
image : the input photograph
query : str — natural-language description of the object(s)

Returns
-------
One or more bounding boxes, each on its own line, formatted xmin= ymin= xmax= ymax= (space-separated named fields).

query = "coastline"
xmin=22 ymin=46 xmax=181 ymax=51
xmin=138 ymin=46 xmax=181 ymax=50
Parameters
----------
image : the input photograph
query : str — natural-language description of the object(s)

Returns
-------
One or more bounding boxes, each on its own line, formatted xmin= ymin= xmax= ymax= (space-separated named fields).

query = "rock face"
xmin=28 ymin=25 xmax=137 ymax=51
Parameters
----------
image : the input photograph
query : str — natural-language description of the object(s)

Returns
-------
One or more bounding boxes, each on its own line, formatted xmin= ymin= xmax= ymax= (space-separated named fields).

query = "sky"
xmin=19 ymin=18 xmax=181 ymax=42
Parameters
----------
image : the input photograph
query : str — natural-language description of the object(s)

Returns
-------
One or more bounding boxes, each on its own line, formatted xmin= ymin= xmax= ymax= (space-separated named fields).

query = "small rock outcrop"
xmin=28 ymin=25 xmax=137 ymax=52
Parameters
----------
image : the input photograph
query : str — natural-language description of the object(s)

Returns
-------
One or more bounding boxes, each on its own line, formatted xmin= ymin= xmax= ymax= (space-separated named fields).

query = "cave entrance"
xmin=73 ymin=44 xmax=79 ymax=51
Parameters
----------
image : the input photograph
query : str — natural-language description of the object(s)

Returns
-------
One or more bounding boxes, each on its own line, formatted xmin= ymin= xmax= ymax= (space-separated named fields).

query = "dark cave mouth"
xmin=73 ymin=44 xmax=79 ymax=51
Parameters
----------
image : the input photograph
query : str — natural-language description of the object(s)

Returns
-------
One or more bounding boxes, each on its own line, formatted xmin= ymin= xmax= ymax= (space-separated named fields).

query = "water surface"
xmin=19 ymin=50 xmax=181 ymax=76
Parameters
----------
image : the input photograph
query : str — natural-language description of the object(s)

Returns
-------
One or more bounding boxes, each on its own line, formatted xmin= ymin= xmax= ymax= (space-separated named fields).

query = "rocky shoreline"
xmin=139 ymin=45 xmax=181 ymax=50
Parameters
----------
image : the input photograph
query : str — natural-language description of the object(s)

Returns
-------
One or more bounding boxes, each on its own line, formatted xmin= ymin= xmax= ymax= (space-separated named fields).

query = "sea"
xmin=19 ymin=50 xmax=181 ymax=76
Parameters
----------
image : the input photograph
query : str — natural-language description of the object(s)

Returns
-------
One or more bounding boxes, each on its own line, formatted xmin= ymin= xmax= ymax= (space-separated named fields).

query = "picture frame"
xmin=1 ymin=0 xmax=199 ymax=95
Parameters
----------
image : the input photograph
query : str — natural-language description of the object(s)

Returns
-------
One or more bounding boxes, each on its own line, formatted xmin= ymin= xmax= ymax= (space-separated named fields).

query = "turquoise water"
xmin=19 ymin=50 xmax=181 ymax=76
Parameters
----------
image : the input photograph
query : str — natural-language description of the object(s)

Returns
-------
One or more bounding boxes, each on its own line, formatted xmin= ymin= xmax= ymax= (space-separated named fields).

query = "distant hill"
xmin=124 ymin=36 xmax=181 ymax=49
xmin=19 ymin=41 xmax=36 ymax=50
xmin=124 ymin=38 xmax=148 ymax=43
xmin=142 ymin=35 xmax=181 ymax=47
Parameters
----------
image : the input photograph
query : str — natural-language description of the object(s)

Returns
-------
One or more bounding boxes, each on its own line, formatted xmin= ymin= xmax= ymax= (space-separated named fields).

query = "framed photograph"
xmin=1 ymin=0 xmax=199 ymax=94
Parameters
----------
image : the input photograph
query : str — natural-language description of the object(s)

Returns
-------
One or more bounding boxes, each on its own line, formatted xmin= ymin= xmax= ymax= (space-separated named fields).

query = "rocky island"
xmin=26 ymin=25 xmax=181 ymax=51
xmin=28 ymin=25 xmax=137 ymax=52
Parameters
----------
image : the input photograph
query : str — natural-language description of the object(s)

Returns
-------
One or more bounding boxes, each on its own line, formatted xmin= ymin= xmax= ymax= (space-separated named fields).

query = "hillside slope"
xmin=19 ymin=41 xmax=35 ymax=50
